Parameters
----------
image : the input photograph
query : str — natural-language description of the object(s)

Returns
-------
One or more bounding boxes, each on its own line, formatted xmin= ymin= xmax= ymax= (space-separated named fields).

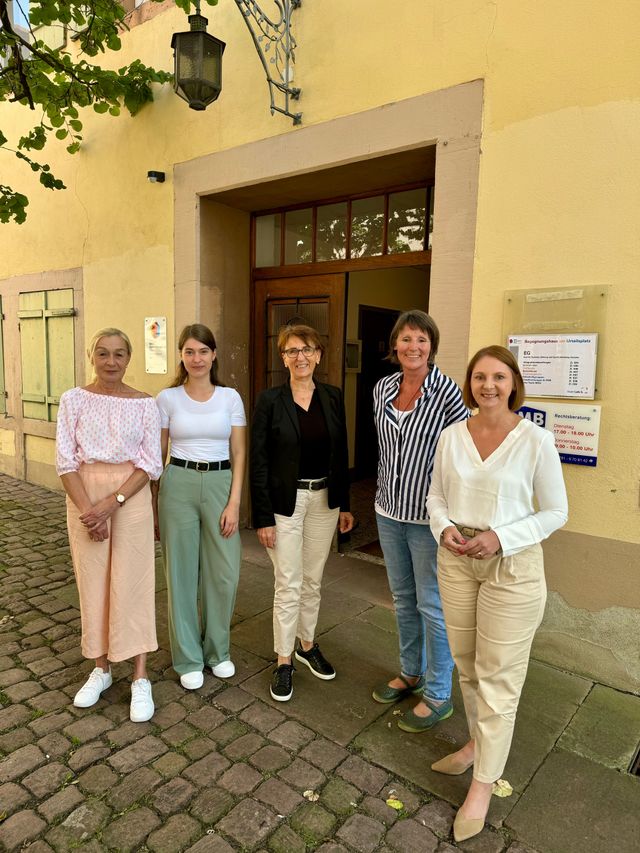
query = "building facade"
xmin=1 ymin=0 xmax=639 ymax=692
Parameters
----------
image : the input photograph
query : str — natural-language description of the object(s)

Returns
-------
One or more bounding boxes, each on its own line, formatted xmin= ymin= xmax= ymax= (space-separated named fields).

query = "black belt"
xmin=170 ymin=457 xmax=230 ymax=472
xmin=296 ymin=477 xmax=328 ymax=491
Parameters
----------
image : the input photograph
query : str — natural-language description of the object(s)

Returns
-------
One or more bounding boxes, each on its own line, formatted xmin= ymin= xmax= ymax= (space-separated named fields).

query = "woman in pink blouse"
xmin=56 ymin=328 xmax=162 ymax=723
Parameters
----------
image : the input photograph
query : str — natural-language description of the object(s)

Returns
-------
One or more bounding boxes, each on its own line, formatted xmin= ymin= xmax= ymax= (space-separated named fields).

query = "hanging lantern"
xmin=171 ymin=13 xmax=226 ymax=111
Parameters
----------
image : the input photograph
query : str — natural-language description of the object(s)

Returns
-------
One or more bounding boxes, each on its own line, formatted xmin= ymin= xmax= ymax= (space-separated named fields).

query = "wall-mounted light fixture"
xmin=147 ymin=171 xmax=166 ymax=183
xmin=171 ymin=0 xmax=301 ymax=124
xmin=171 ymin=5 xmax=225 ymax=112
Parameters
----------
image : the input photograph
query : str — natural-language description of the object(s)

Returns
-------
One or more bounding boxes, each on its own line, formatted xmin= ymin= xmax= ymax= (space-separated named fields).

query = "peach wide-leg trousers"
xmin=66 ymin=462 xmax=157 ymax=662
xmin=437 ymin=543 xmax=546 ymax=783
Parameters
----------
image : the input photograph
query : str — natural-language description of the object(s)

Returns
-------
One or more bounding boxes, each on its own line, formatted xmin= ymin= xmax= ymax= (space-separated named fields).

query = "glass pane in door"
xmin=350 ymin=196 xmax=384 ymax=257
xmin=316 ymin=202 xmax=347 ymax=261
xmin=387 ymin=188 xmax=426 ymax=254
xmin=284 ymin=208 xmax=313 ymax=264
xmin=255 ymin=214 xmax=281 ymax=266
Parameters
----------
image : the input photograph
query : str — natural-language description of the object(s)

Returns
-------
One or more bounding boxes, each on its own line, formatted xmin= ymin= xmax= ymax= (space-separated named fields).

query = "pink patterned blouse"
xmin=56 ymin=387 xmax=163 ymax=480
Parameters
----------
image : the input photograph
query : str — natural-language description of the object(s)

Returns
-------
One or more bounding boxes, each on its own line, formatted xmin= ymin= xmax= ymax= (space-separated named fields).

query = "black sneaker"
xmin=270 ymin=664 xmax=294 ymax=702
xmin=294 ymin=643 xmax=336 ymax=680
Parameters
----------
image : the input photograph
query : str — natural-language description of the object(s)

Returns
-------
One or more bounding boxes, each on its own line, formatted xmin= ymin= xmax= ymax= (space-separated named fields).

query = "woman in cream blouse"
xmin=427 ymin=345 xmax=567 ymax=842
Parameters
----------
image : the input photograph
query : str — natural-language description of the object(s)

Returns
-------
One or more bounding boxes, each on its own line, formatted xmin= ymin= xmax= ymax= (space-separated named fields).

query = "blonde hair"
xmin=87 ymin=328 xmax=132 ymax=362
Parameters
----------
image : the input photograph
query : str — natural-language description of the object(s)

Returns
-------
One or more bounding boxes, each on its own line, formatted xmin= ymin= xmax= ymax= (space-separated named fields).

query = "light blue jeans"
xmin=376 ymin=513 xmax=454 ymax=702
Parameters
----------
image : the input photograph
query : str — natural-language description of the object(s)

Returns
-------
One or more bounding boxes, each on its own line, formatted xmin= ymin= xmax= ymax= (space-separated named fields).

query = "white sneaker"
xmin=73 ymin=667 xmax=113 ymax=708
xmin=212 ymin=660 xmax=235 ymax=678
xmin=180 ymin=670 xmax=204 ymax=690
xmin=130 ymin=678 xmax=154 ymax=722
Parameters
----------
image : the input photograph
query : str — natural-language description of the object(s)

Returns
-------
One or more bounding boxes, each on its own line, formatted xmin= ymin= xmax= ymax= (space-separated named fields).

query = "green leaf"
xmin=39 ymin=172 xmax=66 ymax=190
xmin=1 ymin=0 xmax=178 ymax=223
xmin=0 ymin=185 xmax=29 ymax=225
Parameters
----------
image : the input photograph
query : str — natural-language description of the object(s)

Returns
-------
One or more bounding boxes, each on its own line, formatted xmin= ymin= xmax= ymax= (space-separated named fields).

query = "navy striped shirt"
xmin=373 ymin=366 xmax=469 ymax=521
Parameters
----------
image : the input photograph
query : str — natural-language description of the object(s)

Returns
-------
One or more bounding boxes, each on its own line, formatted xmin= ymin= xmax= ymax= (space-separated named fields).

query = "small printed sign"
xmin=517 ymin=401 xmax=601 ymax=466
xmin=144 ymin=316 xmax=167 ymax=374
xmin=508 ymin=334 xmax=597 ymax=399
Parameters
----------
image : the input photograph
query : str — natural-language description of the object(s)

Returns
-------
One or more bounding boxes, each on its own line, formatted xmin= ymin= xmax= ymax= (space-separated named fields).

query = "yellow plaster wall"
xmin=25 ymin=434 xmax=55 ymax=465
xmin=0 ymin=428 xmax=15 ymax=457
xmin=1 ymin=1 xmax=639 ymax=542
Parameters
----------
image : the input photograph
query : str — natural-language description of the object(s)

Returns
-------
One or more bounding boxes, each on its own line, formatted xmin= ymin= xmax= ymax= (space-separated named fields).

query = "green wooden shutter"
xmin=18 ymin=289 xmax=75 ymax=421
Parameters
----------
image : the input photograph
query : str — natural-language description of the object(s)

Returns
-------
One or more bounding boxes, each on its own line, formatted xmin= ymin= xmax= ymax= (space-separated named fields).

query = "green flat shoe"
xmin=397 ymin=697 xmax=453 ymax=732
xmin=372 ymin=674 xmax=425 ymax=704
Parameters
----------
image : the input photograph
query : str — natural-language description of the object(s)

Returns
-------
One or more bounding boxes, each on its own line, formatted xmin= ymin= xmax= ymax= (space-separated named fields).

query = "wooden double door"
xmin=252 ymin=274 xmax=346 ymax=401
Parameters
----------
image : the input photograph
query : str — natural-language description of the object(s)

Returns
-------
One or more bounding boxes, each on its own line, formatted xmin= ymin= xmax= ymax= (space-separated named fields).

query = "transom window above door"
xmin=254 ymin=184 xmax=433 ymax=268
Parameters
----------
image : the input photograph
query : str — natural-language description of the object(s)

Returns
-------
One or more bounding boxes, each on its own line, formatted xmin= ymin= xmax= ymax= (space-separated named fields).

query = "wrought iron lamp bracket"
xmin=234 ymin=0 xmax=302 ymax=125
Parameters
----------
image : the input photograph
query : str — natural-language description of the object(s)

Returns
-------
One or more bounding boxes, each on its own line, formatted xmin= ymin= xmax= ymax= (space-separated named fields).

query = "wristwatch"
xmin=114 ymin=493 xmax=126 ymax=507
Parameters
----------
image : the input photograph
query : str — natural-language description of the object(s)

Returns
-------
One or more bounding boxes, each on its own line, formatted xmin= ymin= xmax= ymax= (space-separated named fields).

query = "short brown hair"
xmin=463 ymin=345 xmax=525 ymax=411
xmin=277 ymin=323 xmax=324 ymax=355
xmin=388 ymin=310 xmax=439 ymax=367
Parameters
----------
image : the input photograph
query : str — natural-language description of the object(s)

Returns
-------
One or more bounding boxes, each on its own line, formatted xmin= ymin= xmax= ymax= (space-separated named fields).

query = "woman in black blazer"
xmin=251 ymin=323 xmax=354 ymax=702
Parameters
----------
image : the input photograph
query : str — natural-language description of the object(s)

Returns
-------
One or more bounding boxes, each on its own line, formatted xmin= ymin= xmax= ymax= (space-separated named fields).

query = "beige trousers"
xmin=66 ymin=462 xmax=158 ymax=662
xmin=437 ymin=543 xmax=546 ymax=782
xmin=267 ymin=487 xmax=340 ymax=657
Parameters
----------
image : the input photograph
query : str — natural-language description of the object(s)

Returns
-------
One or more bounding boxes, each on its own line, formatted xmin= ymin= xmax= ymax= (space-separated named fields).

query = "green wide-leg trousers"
xmin=158 ymin=464 xmax=240 ymax=675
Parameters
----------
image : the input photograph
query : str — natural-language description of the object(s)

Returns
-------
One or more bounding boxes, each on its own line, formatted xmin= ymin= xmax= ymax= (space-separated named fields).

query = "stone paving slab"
xmin=241 ymin=618 xmax=400 ymax=746
xmin=506 ymin=749 xmax=640 ymax=853
xmin=1 ymin=472 xmax=639 ymax=853
xmin=557 ymin=682 xmax=640 ymax=770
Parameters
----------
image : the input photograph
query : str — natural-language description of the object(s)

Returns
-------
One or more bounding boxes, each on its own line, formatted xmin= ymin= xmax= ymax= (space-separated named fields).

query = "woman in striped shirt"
xmin=372 ymin=310 xmax=468 ymax=732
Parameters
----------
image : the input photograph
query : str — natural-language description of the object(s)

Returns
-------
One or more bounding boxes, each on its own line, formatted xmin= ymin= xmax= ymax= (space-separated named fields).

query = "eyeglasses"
xmin=282 ymin=346 xmax=317 ymax=359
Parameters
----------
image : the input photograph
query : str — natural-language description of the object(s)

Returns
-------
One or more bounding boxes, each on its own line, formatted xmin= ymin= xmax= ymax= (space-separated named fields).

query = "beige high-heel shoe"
xmin=453 ymin=809 xmax=485 ymax=842
xmin=430 ymin=752 xmax=474 ymax=775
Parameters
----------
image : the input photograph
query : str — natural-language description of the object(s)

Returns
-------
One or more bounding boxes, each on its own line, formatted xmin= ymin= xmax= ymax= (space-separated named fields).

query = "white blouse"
xmin=427 ymin=418 xmax=568 ymax=556
xmin=56 ymin=388 xmax=163 ymax=480
xmin=156 ymin=385 xmax=246 ymax=462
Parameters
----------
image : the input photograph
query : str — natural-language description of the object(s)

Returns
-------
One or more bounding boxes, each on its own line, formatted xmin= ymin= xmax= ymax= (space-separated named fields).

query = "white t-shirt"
xmin=156 ymin=385 xmax=246 ymax=462
xmin=427 ymin=417 xmax=568 ymax=556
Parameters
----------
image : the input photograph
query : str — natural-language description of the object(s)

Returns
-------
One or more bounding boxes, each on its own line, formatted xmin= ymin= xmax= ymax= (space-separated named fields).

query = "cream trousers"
xmin=437 ymin=543 xmax=546 ymax=782
xmin=267 ymin=487 xmax=339 ymax=657
xmin=66 ymin=462 xmax=157 ymax=662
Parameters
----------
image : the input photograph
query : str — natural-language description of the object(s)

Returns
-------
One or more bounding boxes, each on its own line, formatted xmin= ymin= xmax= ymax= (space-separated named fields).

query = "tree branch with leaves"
xmin=0 ymin=0 xmax=216 ymax=223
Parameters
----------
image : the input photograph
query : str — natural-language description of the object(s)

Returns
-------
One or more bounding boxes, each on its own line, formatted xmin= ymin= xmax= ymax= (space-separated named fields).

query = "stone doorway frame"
xmin=174 ymin=79 xmax=483 ymax=403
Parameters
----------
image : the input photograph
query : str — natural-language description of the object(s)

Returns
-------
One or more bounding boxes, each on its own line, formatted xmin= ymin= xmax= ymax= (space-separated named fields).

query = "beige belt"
xmin=454 ymin=523 xmax=487 ymax=539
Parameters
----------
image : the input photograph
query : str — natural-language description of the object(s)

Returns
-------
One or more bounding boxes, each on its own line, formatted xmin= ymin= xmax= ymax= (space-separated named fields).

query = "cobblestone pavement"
xmin=2 ymin=472 xmax=631 ymax=853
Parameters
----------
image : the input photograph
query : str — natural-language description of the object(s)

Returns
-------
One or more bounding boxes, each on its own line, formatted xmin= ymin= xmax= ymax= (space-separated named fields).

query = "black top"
xmin=250 ymin=380 xmax=351 ymax=528
xmin=296 ymin=392 xmax=331 ymax=479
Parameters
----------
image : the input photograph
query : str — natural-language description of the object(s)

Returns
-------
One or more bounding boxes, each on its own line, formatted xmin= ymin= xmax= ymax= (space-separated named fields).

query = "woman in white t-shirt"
xmin=156 ymin=324 xmax=246 ymax=690
xmin=427 ymin=345 xmax=568 ymax=842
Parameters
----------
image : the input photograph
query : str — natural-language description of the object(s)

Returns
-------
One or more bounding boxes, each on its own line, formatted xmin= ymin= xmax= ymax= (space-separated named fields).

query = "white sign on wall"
xmin=508 ymin=333 xmax=597 ymax=398
xmin=144 ymin=317 xmax=167 ymax=374
xmin=518 ymin=401 xmax=601 ymax=467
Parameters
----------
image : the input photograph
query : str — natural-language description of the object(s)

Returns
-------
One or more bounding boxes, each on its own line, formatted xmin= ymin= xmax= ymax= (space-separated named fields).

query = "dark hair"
xmin=388 ymin=310 xmax=439 ymax=367
xmin=463 ymin=345 xmax=525 ymax=411
xmin=170 ymin=323 xmax=225 ymax=387
xmin=277 ymin=323 xmax=324 ymax=355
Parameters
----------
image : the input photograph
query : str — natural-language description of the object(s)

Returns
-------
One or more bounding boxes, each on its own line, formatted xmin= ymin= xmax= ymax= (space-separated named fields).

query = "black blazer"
xmin=250 ymin=380 xmax=351 ymax=529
